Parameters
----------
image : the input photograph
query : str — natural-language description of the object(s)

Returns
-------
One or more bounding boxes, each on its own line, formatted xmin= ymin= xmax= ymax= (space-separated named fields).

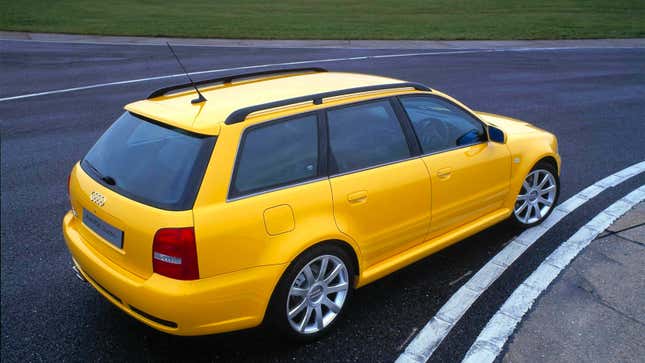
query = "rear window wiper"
xmin=85 ymin=160 xmax=117 ymax=186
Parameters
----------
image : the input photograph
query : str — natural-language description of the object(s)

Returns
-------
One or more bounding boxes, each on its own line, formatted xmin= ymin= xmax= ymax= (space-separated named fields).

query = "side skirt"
xmin=356 ymin=208 xmax=511 ymax=288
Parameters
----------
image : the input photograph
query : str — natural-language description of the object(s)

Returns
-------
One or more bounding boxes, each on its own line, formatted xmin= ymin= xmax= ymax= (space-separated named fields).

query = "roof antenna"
xmin=166 ymin=42 xmax=207 ymax=104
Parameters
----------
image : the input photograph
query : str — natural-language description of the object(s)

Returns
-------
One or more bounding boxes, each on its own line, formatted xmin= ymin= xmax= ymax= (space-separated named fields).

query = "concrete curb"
xmin=2 ymin=31 xmax=645 ymax=49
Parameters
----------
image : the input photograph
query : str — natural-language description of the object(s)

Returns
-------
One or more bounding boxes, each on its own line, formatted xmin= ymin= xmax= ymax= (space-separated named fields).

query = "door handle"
xmin=347 ymin=190 xmax=368 ymax=204
xmin=437 ymin=167 xmax=452 ymax=179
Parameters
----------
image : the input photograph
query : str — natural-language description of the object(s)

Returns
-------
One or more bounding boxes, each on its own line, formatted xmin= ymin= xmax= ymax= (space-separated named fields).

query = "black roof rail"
xmin=224 ymin=82 xmax=431 ymax=125
xmin=147 ymin=67 xmax=328 ymax=99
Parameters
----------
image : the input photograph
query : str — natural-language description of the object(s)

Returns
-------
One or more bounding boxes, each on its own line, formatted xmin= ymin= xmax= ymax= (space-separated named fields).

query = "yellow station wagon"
xmin=63 ymin=68 xmax=560 ymax=340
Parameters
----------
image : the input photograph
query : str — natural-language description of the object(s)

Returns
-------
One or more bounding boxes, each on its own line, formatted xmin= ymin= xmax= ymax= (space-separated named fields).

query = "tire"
xmin=511 ymin=160 xmax=560 ymax=228
xmin=267 ymin=243 xmax=355 ymax=342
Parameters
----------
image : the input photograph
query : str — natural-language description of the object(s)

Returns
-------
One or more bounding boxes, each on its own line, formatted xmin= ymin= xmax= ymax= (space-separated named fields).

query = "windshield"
xmin=82 ymin=112 xmax=216 ymax=210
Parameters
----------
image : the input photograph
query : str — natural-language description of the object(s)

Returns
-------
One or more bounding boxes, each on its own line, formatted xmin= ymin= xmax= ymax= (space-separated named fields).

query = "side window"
xmin=232 ymin=114 xmax=319 ymax=197
xmin=400 ymin=96 xmax=486 ymax=154
xmin=327 ymin=100 xmax=411 ymax=174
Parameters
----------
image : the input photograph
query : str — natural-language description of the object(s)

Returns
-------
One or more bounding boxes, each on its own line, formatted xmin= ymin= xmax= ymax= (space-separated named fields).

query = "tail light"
xmin=152 ymin=227 xmax=199 ymax=280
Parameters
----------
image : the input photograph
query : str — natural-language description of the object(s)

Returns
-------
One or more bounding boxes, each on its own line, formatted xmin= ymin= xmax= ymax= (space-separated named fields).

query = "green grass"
xmin=1 ymin=0 xmax=644 ymax=40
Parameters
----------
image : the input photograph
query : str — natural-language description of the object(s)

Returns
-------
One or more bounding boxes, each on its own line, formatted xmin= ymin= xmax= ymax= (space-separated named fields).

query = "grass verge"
xmin=1 ymin=0 xmax=644 ymax=40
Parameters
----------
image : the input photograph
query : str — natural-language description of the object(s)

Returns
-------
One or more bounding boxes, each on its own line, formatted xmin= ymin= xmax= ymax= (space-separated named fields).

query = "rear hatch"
xmin=69 ymin=112 xmax=216 ymax=278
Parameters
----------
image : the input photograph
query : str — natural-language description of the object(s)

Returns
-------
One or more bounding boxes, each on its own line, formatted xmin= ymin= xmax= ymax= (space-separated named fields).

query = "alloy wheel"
xmin=514 ymin=169 xmax=557 ymax=224
xmin=286 ymin=255 xmax=349 ymax=334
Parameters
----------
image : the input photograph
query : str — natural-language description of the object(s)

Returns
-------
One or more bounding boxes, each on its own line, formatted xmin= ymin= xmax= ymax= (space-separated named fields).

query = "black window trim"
xmin=227 ymin=93 xmax=462 ymax=201
xmin=227 ymin=111 xmax=323 ymax=200
xmin=390 ymin=97 xmax=423 ymax=156
xmin=395 ymin=93 xmax=490 ymax=157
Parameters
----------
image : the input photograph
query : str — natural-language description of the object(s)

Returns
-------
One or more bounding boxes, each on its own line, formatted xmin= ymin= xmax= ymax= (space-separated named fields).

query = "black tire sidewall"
xmin=267 ymin=243 xmax=355 ymax=342
xmin=512 ymin=161 xmax=560 ymax=228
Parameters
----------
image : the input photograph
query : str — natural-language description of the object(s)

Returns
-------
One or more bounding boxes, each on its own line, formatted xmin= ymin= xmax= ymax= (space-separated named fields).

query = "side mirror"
xmin=488 ymin=125 xmax=506 ymax=144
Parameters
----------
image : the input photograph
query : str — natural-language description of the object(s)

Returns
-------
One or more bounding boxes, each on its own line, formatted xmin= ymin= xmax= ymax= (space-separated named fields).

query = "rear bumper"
xmin=63 ymin=211 xmax=286 ymax=335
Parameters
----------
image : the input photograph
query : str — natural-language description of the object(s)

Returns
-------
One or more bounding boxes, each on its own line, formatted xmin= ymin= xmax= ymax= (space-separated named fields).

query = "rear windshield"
xmin=82 ymin=112 xmax=216 ymax=211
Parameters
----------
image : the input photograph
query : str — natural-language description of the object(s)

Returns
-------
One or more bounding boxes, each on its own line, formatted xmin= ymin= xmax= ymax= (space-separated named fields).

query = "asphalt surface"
xmin=1 ymin=40 xmax=644 ymax=362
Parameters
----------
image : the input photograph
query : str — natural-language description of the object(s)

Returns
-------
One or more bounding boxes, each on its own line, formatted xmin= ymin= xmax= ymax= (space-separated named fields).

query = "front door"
xmin=398 ymin=95 xmax=511 ymax=238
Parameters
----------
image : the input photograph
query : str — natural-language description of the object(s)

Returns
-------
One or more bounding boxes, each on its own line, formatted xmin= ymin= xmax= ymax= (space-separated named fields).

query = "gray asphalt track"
xmin=1 ymin=39 xmax=644 ymax=362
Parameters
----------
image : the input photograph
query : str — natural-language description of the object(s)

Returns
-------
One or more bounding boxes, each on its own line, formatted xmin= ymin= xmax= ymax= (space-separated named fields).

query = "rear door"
xmin=326 ymin=99 xmax=431 ymax=268
xmin=70 ymin=112 xmax=215 ymax=278
xmin=398 ymin=95 xmax=511 ymax=239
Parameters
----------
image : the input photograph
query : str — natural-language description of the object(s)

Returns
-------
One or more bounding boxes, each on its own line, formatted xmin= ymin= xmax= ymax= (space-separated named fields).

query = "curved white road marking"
xmin=397 ymin=161 xmax=645 ymax=363
xmin=462 ymin=184 xmax=645 ymax=363
xmin=0 ymin=49 xmax=491 ymax=102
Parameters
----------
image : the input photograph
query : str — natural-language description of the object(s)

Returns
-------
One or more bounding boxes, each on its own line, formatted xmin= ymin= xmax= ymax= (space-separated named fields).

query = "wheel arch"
xmin=534 ymin=155 xmax=559 ymax=175
xmin=505 ymin=147 xmax=561 ymax=210
xmin=286 ymin=238 xmax=361 ymax=281
xmin=262 ymin=238 xmax=360 ymax=328
xmin=509 ymin=154 xmax=561 ymax=227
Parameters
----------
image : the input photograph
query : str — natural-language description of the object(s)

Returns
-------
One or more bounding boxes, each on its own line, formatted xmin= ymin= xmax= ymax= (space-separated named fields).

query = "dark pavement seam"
xmin=598 ymin=222 xmax=645 ymax=246
xmin=600 ymin=221 xmax=645 ymax=236
xmin=611 ymin=234 xmax=645 ymax=248
xmin=571 ymin=267 xmax=645 ymax=326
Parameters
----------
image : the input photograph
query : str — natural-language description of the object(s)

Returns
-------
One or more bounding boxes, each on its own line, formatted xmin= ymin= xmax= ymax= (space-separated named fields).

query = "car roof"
xmin=125 ymin=71 xmax=411 ymax=135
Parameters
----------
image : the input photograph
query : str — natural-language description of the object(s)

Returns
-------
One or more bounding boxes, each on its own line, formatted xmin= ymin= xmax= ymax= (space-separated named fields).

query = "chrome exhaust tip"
xmin=72 ymin=264 xmax=88 ymax=283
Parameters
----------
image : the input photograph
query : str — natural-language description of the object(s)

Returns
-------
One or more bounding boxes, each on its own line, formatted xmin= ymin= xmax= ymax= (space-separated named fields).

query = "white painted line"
xmin=398 ymin=328 xmax=420 ymax=351
xmin=449 ymin=271 xmax=473 ymax=286
xmin=396 ymin=160 xmax=645 ymax=363
xmin=0 ymin=49 xmax=492 ymax=102
xmin=4 ymin=43 xmax=640 ymax=102
xmin=462 ymin=185 xmax=645 ymax=363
